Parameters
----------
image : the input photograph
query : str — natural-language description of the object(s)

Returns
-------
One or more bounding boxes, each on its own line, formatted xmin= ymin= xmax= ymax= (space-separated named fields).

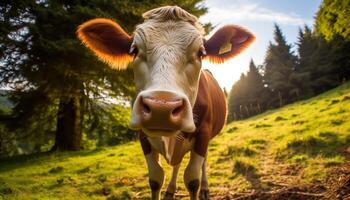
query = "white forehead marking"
xmin=136 ymin=21 xmax=201 ymax=58
xmin=133 ymin=6 xmax=205 ymax=58
xmin=131 ymin=6 xmax=205 ymax=92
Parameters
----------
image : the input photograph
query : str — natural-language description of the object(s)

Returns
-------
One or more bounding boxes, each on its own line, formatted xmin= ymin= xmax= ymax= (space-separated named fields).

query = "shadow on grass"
xmin=227 ymin=146 xmax=257 ymax=157
xmin=279 ymin=131 xmax=348 ymax=159
xmin=217 ymin=145 xmax=258 ymax=163
xmin=232 ymin=160 xmax=262 ymax=189
xmin=255 ymin=124 xmax=272 ymax=128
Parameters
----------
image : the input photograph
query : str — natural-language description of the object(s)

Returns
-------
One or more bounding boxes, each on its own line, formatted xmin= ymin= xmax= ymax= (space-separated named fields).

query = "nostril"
xmin=172 ymin=106 xmax=183 ymax=116
xmin=141 ymin=97 xmax=151 ymax=114
xmin=171 ymin=101 xmax=184 ymax=116
xmin=143 ymin=103 xmax=151 ymax=114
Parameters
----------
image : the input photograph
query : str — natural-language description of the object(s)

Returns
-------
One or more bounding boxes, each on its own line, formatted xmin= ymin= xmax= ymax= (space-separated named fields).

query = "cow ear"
xmin=77 ymin=18 xmax=133 ymax=70
xmin=203 ymin=25 xmax=255 ymax=64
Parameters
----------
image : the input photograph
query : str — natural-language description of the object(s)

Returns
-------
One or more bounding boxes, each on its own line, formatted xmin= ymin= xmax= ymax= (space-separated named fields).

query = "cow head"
xmin=77 ymin=6 xmax=255 ymax=137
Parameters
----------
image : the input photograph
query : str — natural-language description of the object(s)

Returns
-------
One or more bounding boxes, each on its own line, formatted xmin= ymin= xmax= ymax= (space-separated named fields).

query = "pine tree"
xmin=228 ymin=73 xmax=248 ymax=121
xmin=308 ymin=37 xmax=339 ymax=93
xmin=293 ymin=25 xmax=315 ymax=97
xmin=296 ymin=24 xmax=346 ymax=96
xmin=297 ymin=26 xmax=315 ymax=70
xmin=245 ymin=59 xmax=266 ymax=113
xmin=228 ymin=59 xmax=267 ymax=122
xmin=263 ymin=24 xmax=298 ymax=107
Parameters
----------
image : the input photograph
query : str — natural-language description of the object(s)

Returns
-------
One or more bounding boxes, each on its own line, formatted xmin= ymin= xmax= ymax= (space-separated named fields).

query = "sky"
xmin=199 ymin=0 xmax=322 ymax=89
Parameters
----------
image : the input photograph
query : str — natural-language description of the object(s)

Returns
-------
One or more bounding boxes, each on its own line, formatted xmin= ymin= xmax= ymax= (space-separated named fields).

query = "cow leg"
xmin=145 ymin=151 xmax=165 ymax=200
xmin=199 ymin=157 xmax=209 ymax=200
xmin=184 ymin=151 xmax=205 ymax=200
xmin=139 ymin=132 xmax=165 ymax=199
xmin=164 ymin=164 xmax=181 ymax=200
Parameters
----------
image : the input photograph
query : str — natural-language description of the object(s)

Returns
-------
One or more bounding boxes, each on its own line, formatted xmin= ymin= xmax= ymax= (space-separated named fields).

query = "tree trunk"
xmin=233 ymin=112 xmax=237 ymax=121
xmin=245 ymin=105 xmax=250 ymax=117
xmin=239 ymin=105 xmax=243 ymax=119
xmin=257 ymin=102 xmax=261 ymax=113
xmin=52 ymin=96 xmax=83 ymax=151
xmin=296 ymin=89 xmax=300 ymax=98
xmin=278 ymin=91 xmax=283 ymax=107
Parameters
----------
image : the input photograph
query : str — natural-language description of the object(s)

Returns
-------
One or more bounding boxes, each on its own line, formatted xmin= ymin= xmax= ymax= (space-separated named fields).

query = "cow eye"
xmin=197 ymin=46 xmax=206 ymax=58
xmin=129 ymin=44 xmax=139 ymax=57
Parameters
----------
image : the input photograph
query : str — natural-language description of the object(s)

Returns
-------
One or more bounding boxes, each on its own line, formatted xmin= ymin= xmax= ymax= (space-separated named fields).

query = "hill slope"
xmin=0 ymin=83 xmax=349 ymax=199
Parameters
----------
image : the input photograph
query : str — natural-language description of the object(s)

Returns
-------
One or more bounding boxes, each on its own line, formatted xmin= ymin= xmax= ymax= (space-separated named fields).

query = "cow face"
xmin=77 ymin=6 xmax=255 ymax=137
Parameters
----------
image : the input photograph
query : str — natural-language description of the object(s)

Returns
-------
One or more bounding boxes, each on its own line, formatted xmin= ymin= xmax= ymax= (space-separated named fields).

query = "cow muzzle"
xmin=129 ymin=90 xmax=196 ymax=136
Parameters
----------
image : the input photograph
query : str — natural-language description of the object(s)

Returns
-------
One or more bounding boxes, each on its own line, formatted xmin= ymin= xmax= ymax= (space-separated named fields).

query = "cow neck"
xmin=147 ymin=132 xmax=192 ymax=166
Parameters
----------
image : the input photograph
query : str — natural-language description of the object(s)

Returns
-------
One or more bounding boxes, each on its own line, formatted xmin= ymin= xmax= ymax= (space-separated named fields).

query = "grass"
xmin=0 ymin=82 xmax=350 ymax=199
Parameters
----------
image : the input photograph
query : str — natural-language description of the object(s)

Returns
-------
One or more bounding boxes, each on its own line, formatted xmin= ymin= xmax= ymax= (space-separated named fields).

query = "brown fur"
xmin=204 ymin=25 xmax=256 ymax=64
xmin=77 ymin=18 xmax=133 ymax=70
xmin=139 ymin=131 xmax=152 ymax=155
xmin=191 ymin=70 xmax=227 ymax=156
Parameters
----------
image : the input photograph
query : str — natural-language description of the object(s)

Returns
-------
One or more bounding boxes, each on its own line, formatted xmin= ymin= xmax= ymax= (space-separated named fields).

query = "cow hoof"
xmin=199 ymin=189 xmax=209 ymax=200
xmin=164 ymin=191 xmax=175 ymax=200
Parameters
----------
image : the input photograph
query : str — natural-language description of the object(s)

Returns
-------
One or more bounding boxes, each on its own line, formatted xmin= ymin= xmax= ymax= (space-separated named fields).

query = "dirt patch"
xmin=324 ymin=163 xmax=350 ymax=200
xmin=213 ymin=163 xmax=350 ymax=200
xmin=214 ymin=185 xmax=325 ymax=200
xmin=94 ymin=187 xmax=111 ymax=196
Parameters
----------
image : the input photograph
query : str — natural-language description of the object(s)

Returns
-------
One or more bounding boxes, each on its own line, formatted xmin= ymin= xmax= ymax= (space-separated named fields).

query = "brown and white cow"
xmin=77 ymin=6 xmax=254 ymax=200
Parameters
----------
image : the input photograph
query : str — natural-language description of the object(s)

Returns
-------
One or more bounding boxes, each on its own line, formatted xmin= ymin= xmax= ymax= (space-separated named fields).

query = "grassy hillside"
xmin=0 ymin=82 xmax=349 ymax=199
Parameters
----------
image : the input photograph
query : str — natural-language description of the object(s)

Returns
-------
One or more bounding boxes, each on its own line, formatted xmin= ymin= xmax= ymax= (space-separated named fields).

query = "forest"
xmin=227 ymin=2 xmax=350 ymax=121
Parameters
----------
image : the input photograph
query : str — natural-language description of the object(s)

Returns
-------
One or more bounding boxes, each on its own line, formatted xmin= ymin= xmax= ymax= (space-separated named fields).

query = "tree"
xmin=228 ymin=59 xmax=267 ymax=122
xmin=293 ymin=25 xmax=316 ymax=97
xmin=316 ymin=0 xmax=350 ymax=42
xmin=0 ymin=1 xmax=207 ymax=152
xmin=263 ymin=24 xmax=298 ymax=107
xmin=316 ymin=0 xmax=350 ymax=82
xmin=246 ymin=59 xmax=265 ymax=109
xmin=295 ymin=25 xmax=345 ymax=96
xmin=228 ymin=73 xmax=248 ymax=121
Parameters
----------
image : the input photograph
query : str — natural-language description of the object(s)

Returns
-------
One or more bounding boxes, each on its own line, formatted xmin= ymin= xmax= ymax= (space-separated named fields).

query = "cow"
xmin=77 ymin=6 xmax=255 ymax=200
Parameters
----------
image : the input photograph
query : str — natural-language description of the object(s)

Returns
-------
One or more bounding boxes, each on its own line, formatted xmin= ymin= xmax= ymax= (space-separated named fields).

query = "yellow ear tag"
xmin=219 ymin=42 xmax=232 ymax=55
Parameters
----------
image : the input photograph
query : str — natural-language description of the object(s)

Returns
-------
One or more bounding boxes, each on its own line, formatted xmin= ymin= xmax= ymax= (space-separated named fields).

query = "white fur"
xmin=145 ymin=152 xmax=165 ymax=200
xmin=147 ymin=133 xmax=195 ymax=165
xmin=184 ymin=151 xmax=205 ymax=199
xmin=166 ymin=164 xmax=181 ymax=194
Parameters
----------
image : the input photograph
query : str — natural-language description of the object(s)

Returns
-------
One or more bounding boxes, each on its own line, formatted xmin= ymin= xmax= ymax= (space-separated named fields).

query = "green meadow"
xmin=1 ymin=82 xmax=349 ymax=199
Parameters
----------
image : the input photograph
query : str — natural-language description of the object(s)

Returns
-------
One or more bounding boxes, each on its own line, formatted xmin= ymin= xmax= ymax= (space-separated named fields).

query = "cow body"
xmin=77 ymin=5 xmax=254 ymax=200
